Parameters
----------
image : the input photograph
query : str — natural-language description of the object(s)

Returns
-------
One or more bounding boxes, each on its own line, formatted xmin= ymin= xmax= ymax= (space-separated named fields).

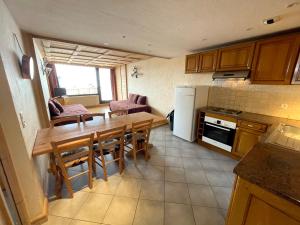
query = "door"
xmin=216 ymin=42 xmax=255 ymax=71
xmin=185 ymin=54 xmax=199 ymax=73
xmin=232 ymin=128 xmax=260 ymax=157
xmin=173 ymin=87 xmax=195 ymax=141
xmin=251 ymin=34 xmax=300 ymax=84
xmin=292 ymin=51 xmax=300 ymax=84
xmin=198 ymin=51 xmax=217 ymax=72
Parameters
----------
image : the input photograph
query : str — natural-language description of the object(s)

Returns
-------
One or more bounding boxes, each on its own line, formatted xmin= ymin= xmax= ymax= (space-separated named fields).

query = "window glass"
xmin=56 ymin=64 xmax=97 ymax=95
xmin=99 ymin=68 xmax=113 ymax=101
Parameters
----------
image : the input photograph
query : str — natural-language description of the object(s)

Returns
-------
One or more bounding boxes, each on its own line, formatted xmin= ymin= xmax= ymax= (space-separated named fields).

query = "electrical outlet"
xmin=19 ymin=112 xmax=27 ymax=128
xmin=281 ymin=104 xmax=288 ymax=110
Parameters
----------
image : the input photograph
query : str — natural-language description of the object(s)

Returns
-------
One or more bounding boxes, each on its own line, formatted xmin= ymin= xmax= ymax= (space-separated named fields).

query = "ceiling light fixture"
xmin=201 ymin=38 xmax=207 ymax=41
xmin=263 ymin=16 xmax=280 ymax=25
xmin=122 ymin=35 xmax=126 ymax=38
xmin=246 ymin=27 xmax=254 ymax=31
xmin=103 ymin=42 xmax=109 ymax=46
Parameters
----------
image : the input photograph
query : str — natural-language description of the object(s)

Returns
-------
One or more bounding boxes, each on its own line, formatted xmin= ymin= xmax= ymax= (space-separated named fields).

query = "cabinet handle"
xmin=247 ymin=124 xmax=253 ymax=127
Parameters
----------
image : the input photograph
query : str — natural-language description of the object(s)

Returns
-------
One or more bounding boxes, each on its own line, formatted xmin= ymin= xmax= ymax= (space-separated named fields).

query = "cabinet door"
xmin=216 ymin=43 xmax=255 ymax=71
xmin=198 ymin=51 xmax=217 ymax=72
xmin=232 ymin=128 xmax=260 ymax=157
xmin=185 ymin=54 xmax=199 ymax=73
xmin=251 ymin=34 xmax=300 ymax=84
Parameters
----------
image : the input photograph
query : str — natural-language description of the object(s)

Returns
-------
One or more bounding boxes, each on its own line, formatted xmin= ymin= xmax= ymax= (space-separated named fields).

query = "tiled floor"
xmin=44 ymin=125 xmax=238 ymax=225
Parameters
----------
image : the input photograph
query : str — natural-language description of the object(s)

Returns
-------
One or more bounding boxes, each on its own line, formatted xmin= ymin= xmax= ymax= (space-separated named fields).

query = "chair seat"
xmin=93 ymin=144 xmax=121 ymax=155
xmin=61 ymin=147 xmax=89 ymax=168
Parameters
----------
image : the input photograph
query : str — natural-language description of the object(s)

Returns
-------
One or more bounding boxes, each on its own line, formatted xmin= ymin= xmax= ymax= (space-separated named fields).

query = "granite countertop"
xmin=234 ymin=143 xmax=300 ymax=206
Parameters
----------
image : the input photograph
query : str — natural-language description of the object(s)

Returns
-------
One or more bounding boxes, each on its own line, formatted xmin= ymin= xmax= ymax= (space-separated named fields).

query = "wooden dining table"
xmin=32 ymin=112 xmax=167 ymax=157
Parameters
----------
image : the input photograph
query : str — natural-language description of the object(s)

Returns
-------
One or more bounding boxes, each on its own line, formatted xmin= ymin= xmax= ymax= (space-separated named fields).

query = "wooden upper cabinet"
xmin=198 ymin=50 xmax=217 ymax=72
xmin=251 ymin=34 xmax=300 ymax=84
xmin=216 ymin=43 xmax=255 ymax=71
xmin=185 ymin=54 xmax=199 ymax=73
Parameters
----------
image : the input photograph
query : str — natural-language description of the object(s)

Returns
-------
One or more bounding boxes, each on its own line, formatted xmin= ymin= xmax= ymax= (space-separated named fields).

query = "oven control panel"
xmin=204 ymin=116 xmax=236 ymax=129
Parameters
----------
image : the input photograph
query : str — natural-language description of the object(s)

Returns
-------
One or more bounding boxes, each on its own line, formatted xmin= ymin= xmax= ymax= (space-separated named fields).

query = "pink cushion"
xmin=48 ymin=101 xmax=60 ymax=116
xmin=52 ymin=98 xmax=64 ymax=112
xmin=128 ymin=93 xmax=139 ymax=103
xmin=137 ymin=96 xmax=147 ymax=105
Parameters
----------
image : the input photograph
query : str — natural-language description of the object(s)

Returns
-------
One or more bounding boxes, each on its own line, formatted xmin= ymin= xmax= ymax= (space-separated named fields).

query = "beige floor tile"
xmin=140 ymin=165 xmax=164 ymax=180
xmin=182 ymin=157 xmax=203 ymax=169
xmin=148 ymin=155 xmax=165 ymax=166
xmin=188 ymin=184 xmax=218 ymax=207
xmin=165 ymin=156 xmax=183 ymax=167
xmin=74 ymin=193 xmax=113 ymax=223
xmin=41 ymin=215 xmax=72 ymax=225
xmin=200 ymin=159 xmax=222 ymax=171
xmin=165 ymin=182 xmax=190 ymax=204
xmin=115 ymin=177 xmax=142 ymax=198
xmin=165 ymin=167 xmax=186 ymax=183
xmin=49 ymin=191 xmax=89 ymax=218
xmin=150 ymin=146 xmax=166 ymax=156
xmin=192 ymin=206 xmax=225 ymax=225
xmin=140 ymin=180 xmax=164 ymax=201
xmin=165 ymin=147 xmax=182 ymax=156
xmin=133 ymin=199 xmax=164 ymax=225
xmin=180 ymin=149 xmax=199 ymax=157
xmin=103 ymin=196 xmax=138 ymax=225
xmin=93 ymin=175 xmax=122 ymax=195
xmin=205 ymin=171 xmax=232 ymax=187
xmin=212 ymin=187 xmax=232 ymax=209
xmin=196 ymin=149 xmax=215 ymax=159
xmin=69 ymin=220 xmax=101 ymax=225
xmin=185 ymin=168 xmax=209 ymax=185
xmin=217 ymin=160 xmax=237 ymax=172
xmin=121 ymin=164 xmax=144 ymax=178
xmin=165 ymin=203 xmax=195 ymax=225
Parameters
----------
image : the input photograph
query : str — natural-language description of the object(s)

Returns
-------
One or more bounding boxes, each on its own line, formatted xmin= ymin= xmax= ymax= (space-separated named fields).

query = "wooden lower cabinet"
xmin=226 ymin=178 xmax=300 ymax=225
xmin=232 ymin=128 xmax=262 ymax=157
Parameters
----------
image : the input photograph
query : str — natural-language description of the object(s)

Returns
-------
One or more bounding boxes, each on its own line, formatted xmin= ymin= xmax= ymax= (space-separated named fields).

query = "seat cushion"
xmin=48 ymin=101 xmax=60 ymax=116
xmin=137 ymin=96 xmax=147 ymax=105
xmin=52 ymin=98 xmax=64 ymax=112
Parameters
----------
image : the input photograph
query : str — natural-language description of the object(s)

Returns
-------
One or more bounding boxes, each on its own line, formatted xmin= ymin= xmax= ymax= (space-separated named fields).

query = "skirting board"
xmin=30 ymin=197 xmax=48 ymax=225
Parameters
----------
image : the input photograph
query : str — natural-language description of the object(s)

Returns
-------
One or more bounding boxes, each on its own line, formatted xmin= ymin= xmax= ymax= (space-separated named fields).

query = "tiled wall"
xmin=208 ymin=79 xmax=300 ymax=120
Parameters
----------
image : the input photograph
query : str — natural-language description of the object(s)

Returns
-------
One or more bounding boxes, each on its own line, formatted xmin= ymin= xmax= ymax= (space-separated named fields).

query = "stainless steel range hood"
xmin=212 ymin=70 xmax=249 ymax=80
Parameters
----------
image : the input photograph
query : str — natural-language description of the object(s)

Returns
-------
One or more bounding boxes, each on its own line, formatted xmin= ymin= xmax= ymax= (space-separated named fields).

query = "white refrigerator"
xmin=173 ymin=86 xmax=209 ymax=142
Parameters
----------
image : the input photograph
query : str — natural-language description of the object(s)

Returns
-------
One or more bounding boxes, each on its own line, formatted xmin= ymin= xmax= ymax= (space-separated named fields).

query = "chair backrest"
xmin=96 ymin=125 xmax=127 ymax=152
xmin=50 ymin=116 xmax=80 ymax=128
xmin=51 ymin=133 xmax=94 ymax=154
xmin=131 ymin=119 xmax=153 ymax=144
xmin=108 ymin=110 xmax=128 ymax=118
xmin=81 ymin=113 xmax=105 ymax=123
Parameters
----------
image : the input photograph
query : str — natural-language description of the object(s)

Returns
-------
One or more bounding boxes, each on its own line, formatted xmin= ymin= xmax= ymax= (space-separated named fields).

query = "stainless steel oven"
xmin=202 ymin=116 xmax=236 ymax=152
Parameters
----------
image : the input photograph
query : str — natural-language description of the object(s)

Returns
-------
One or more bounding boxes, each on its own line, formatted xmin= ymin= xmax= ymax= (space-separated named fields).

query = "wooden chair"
xmin=51 ymin=133 xmax=94 ymax=198
xmin=81 ymin=113 xmax=105 ymax=123
xmin=125 ymin=119 xmax=153 ymax=164
xmin=94 ymin=125 xmax=126 ymax=181
xmin=50 ymin=116 xmax=80 ymax=128
xmin=108 ymin=110 xmax=128 ymax=118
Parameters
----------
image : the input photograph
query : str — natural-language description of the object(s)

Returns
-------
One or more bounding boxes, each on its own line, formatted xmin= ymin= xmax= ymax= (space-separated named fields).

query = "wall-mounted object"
xmin=212 ymin=70 xmax=249 ymax=80
xmin=21 ymin=55 xmax=34 ymax=79
xmin=42 ymin=58 xmax=53 ymax=77
xmin=131 ymin=66 xmax=143 ymax=78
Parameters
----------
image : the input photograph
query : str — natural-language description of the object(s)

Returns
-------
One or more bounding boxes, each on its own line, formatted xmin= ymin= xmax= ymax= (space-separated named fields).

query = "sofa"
xmin=48 ymin=98 xmax=91 ymax=124
xmin=109 ymin=94 xmax=151 ymax=114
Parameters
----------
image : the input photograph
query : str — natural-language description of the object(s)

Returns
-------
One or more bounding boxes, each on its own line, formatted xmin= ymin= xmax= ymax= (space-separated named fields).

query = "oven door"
xmin=202 ymin=122 xmax=236 ymax=152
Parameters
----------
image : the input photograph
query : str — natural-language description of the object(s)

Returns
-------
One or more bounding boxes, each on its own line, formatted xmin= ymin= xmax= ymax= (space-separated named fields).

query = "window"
xmin=99 ymin=68 xmax=113 ymax=101
xmin=56 ymin=64 xmax=97 ymax=95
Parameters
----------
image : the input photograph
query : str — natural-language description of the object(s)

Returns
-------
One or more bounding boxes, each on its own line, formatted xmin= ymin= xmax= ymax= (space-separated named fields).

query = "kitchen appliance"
xmin=212 ymin=70 xmax=249 ymax=80
xmin=202 ymin=115 xmax=237 ymax=151
xmin=173 ymin=86 xmax=209 ymax=142
xmin=208 ymin=107 xmax=242 ymax=116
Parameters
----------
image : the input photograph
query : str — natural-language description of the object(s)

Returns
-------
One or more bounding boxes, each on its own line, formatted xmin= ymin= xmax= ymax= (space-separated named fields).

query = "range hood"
xmin=212 ymin=70 xmax=249 ymax=80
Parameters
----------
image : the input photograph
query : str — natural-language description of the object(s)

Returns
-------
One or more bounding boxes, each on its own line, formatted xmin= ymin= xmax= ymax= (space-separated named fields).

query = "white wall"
xmin=0 ymin=0 xmax=47 ymax=223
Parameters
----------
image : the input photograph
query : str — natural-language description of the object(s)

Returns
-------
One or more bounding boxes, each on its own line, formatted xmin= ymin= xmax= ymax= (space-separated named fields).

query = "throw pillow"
xmin=52 ymin=98 xmax=64 ymax=112
xmin=128 ymin=93 xmax=139 ymax=103
xmin=137 ymin=96 xmax=147 ymax=105
xmin=48 ymin=101 xmax=60 ymax=116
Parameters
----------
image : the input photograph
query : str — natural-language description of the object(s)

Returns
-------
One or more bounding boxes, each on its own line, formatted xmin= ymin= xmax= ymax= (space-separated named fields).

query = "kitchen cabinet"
xmin=232 ymin=120 xmax=267 ymax=157
xmin=198 ymin=50 xmax=217 ymax=72
xmin=216 ymin=42 xmax=255 ymax=71
xmin=185 ymin=54 xmax=199 ymax=73
xmin=251 ymin=34 xmax=300 ymax=84
xmin=226 ymin=177 xmax=300 ymax=225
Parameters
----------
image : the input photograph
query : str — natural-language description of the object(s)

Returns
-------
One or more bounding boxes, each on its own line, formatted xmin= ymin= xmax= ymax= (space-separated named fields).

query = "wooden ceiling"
xmin=40 ymin=39 xmax=152 ymax=68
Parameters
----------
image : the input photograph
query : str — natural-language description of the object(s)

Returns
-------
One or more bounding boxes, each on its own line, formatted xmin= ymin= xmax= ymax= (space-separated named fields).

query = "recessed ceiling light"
xmin=122 ymin=35 xmax=126 ymax=38
xmin=148 ymin=44 xmax=152 ymax=47
xmin=103 ymin=42 xmax=109 ymax=46
xmin=201 ymin=38 xmax=207 ymax=41
xmin=246 ymin=27 xmax=254 ymax=31
xmin=263 ymin=16 xmax=280 ymax=25
xmin=286 ymin=2 xmax=299 ymax=8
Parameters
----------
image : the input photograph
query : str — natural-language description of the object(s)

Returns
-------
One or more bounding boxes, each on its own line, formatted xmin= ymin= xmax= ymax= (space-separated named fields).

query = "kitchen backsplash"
xmin=208 ymin=79 xmax=300 ymax=120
